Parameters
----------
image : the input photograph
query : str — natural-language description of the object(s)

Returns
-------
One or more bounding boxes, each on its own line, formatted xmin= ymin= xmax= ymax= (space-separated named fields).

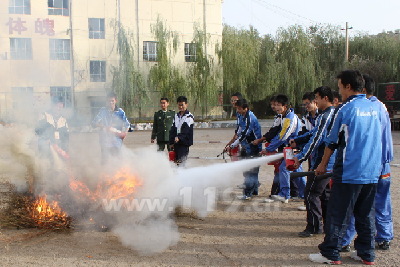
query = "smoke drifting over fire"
xmin=0 ymin=112 xmax=282 ymax=255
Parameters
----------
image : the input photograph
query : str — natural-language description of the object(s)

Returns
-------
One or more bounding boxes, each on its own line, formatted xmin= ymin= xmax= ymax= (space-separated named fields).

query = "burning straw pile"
xmin=0 ymin=182 xmax=72 ymax=230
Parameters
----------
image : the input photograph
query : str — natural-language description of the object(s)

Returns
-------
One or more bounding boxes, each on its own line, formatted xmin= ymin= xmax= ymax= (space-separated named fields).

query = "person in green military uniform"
xmin=151 ymin=97 xmax=175 ymax=151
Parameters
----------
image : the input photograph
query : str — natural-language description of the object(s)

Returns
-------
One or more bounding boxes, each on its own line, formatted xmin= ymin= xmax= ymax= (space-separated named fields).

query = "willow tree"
xmin=349 ymin=32 xmax=400 ymax=83
xmin=186 ymin=24 xmax=220 ymax=116
xmin=256 ymin=34 xmax=282 ymax=99
xmin=308 ymin=24 xmax=345 ymax=88
xmin=218 ymin=25 xmax=262 ymax=103
xmin=274 ymin=25 xmax=322 ymax=106
xmin=111 ymin=26 xmax=145 ymax=117
xmin=148 ymin=17 xmax=186 ymax=101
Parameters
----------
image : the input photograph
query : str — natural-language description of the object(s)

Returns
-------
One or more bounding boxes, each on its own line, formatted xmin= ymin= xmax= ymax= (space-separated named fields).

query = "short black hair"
xmin=363 ymin=74 xmax=375 ymax=95
xmin=313 ymin=86 xmax=333 ymax=103
xmin=269 ymin=95 xmax=276 ymax=103
xmin=235 ymin=98 xmax=249 ymax=109
xmin=332 ymin=91 xmax=342 ymax=102
xmin=231 ymin=92 xmax=243 ymax=99
xmin=177 ymin=96 xmax=188 ymax=103
xmin=274 ymin=94 xmax=289 ymax=106
xmin=336 ymin=70 xmax=365 ymax=92
xmin=107 ymin=92 xmax=117 ymax=99
xmin=160 ymin=97 xmax=169 ymax=102
xmin=302 ymin=92 xmax=315 ymax=101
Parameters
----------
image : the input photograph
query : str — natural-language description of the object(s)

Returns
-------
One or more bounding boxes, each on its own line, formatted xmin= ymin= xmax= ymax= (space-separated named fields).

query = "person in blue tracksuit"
xmin=291 ymin=92 xmax=319 ymax=199
xmin=252 ymin=95 xmax=282 ymax=197
xmin=92 ymin=92 xmax=131 ymax=164
xmin=309 ymin=70 xmax=382 ymax=265
xmin=341 ymin=74 xmax=394 ymax=252
xmin=228 ymin=98 xmax=262 ymax=200
xmin=262 ymin=94 xmax=303 ymax=203
xmin=298 ymin=91 xmax=319 ymax=137
xmin=290 ymin=86 xmax=336 ymax=237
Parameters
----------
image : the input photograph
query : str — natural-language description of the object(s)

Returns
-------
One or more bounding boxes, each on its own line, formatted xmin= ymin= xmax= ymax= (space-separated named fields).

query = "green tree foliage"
xmin=148 ymin=17 xmax=186 ymax=101
xmin=217 ymin=26 xmax=261 ymax=102
xmin=111 ymin=26 xmax=145 ymax=117
xmin=220 ymin=23 xmax=400 ymax=117
xmin=113 ymin=17 xmax=400 ymax=119
xmin=349 ymin=32 xmax=400 ymax=83
xmin=186 ymin=24 xmax=219 ymax=116
xmin=274 ymin=25 xmax=322 ymax=105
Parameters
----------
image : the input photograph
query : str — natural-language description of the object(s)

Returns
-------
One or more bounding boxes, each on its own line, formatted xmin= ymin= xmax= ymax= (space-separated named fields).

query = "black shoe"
xmin=341 ymin=245 xmax=351 ymax=252
xmin=377 ymin=241 xmax=390 ymax=250
xmin=298 ymin=229 xmax=323 ymax=238
xmin=298 ymin=230 xmax=313 ymax=237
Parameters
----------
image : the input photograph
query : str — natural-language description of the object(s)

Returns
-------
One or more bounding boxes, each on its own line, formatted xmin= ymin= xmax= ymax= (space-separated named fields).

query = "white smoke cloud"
xmin=0 ymin=124 xmax=37 ymax=192
xmin=102 ymin=148 xmax=282 ymax=255
xmin=0 ymin=121 xmax=283 ymax=255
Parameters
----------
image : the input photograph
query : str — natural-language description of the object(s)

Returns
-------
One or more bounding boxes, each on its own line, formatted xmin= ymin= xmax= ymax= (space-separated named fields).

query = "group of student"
xmin=225 ymin=70 xmax=393 ymax=265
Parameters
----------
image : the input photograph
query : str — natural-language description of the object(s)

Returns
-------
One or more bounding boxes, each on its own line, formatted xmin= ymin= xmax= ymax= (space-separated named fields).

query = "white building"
xmin=0 ymin=0 xmax=223 ymax=123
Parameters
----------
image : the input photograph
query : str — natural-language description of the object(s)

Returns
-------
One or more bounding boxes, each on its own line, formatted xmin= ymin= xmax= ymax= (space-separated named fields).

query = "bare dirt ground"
xmin=1 ymin=128 xmax=400 ymax=266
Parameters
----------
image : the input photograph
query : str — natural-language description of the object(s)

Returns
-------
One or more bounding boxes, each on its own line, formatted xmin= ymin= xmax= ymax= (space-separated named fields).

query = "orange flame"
xmin=30 ymin=195 xmax=69 ymax=228
xmin=69 ymin=179 xmax=96 ymax=201
xmin=70 ymin=167 xmax=142 ymax=201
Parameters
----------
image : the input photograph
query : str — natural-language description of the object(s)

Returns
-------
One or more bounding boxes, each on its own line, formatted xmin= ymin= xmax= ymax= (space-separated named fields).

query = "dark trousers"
xmin=174 ymin=144 xmax=189 ymax=163
xmin=304 ymin=174 xmax=331 ymax=233
xmin=241 ymin=145 xmax=261 ymax=197
xmin=157 ymin=141 xmax=171 ymax=152
xmin=290 ymin=179 xmax=299 ymax=197
xmin=320 ymin=182 xmax=331 ymax=227
xmin=319 ymin=182 xmax=377 ymax=262
xmin=243 ymin=167 xmax=260 ymax=197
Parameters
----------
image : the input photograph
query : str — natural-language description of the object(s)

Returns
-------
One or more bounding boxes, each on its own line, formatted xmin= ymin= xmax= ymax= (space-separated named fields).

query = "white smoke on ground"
xmin=0 ymin=124 xmax=37 ymax=191
xmin=101 ymin=148 xmax=282 ymax=255
xmin=0 ymin=122 xmax=283 ymax=255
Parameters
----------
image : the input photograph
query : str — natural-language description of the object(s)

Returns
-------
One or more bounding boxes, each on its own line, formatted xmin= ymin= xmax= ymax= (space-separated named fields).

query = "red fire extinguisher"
xmin=169 ymin=150 xmax=176 ymax=162
xmin=227 ymin=146 xmax=239 ymax=162
xmin=265 ymin=143 xmax=283 ymax=171
xmin=283 ymin=147 xmax=296 ymax=171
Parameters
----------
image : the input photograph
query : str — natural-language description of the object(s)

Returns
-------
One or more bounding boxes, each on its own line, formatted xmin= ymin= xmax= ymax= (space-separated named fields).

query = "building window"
xmin=90 ymin=61 xmax=106 ymax=82
xmin=48 ymin=0 xmax=69 ymax=16
xmin=184 ymin=43 xmax=197 ymax=62
xmin=10 ymin=38 xmax=32 ymax=60
xmin=88 ymin=18 xmax=105 ymax=39
xmin=9 ymin=0 xmax=31 ymax=14
xmin=50 ymin=87 xmax=71 ymax=107
xmin=143 ymin=41 xmax=158 ymax=61
xmin=49 ymin=39 xmax=70 ymax=60
xmin=12 ymin=87 xmax=33 ymax=109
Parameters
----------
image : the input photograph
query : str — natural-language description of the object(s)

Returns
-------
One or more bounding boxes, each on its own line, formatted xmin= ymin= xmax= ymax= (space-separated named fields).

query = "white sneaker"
xmin=309 ymin=253 xmax=342 ymax=265
xmin=237 ymin=195 xmax=251 ymax=200
xmin=350 ymin=251 xmax=375 ymax=265
xmin=297 ymin=206 xmax=306 ymax=211
xmin=262 ymin=198 xmax=274 ymax=203
xmin=271 ymin=195 xmax=289 ymax=203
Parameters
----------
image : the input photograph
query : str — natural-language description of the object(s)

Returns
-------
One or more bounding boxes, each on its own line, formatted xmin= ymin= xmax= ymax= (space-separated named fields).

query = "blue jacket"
xmin=92 ymin=106 xmax=130 ymax=148
xmin=295 ymin=106 xmax=336 ymax=171
xmin=263 ymin=114 xmax=282 ymax=142
xmin=326 ymin=94 xmax=382 ymax=184
xmin=369 ymin=96 xmax=393 ymax=176
xmin=235 ymin=110 xmax=262 ymax=155
xmin=266 ymin=108 xmax=301 ymax=152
